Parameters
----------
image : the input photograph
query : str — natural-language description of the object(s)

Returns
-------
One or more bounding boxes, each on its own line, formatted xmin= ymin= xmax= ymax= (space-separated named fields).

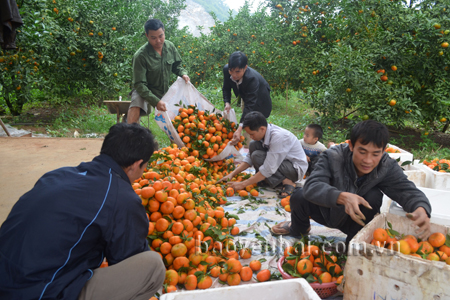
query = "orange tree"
xmin=173 ymin=0 xmax=449 ymax=131
xmin=0 ymin=0 xmax=184 ymax=115
xmin=301 ymin=0 xmax=450 ymax=129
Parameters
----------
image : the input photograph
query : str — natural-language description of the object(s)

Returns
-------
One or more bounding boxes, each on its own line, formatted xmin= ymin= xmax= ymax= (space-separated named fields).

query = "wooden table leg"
xmin=115 ymin=105 xmax=120 ymax=124
xmin=0 ymin=117 xmax=11 ymax=137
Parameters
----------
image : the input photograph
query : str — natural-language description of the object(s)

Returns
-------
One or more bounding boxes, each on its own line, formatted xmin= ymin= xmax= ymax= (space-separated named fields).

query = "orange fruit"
xmin=160 ymin=242 xmax=172 ymax=255
xmin=239 ymin=248 xmax=252 ymax=259
xmin=153 ymin=180 xmax=163 ymax=191
xmin=155 ymin=190 xmax=168 ymax=202
xmin=249 ymin=260 xmax=262 ymax=271
xmin=155 ymin=218 xmax=169 ymax=232
xmin=439 ymin=245 xmax=450 ymax=257
xmin=226 ymin=187 xmax=234 ymax=197
xmin=319 ymin=272 xmax=332 ymax=283
xmin=428 ymin=232 xmax=446 ymax=248
xmin=218 ymin=268 xmax=229 ymax=281
xmin=297 ymin=259 xmax=313 ymax=275
xmin=225 ymin=258 xmax=242 ymax=273
xmin=164 ymin=269 xmax=178 ymax=286
xmin=173 ymin=256 xmax=189 ymax=270
xmin=393 ymin=240 xmax=411 ymax=255
xmin=311 ymin=266 xmax=323 ymax=277
xmin=231 ymin=226 xmax=240 ymax=235
xmin=240 ymin=266 xmax=253 ymax=281
xmin=284 ymin=246 xmax=297 ymax=257
xmin=326 ymin=263 xmax=342 ymax=276
xmin=227 ymin=273 xmax=241 ymax=286
xmin=210 ymin=266 xmax=221 ymax=277
xmin=184 ymin=274 xmax=197 ymax=290
xmin=171 ymin=243 xmax=188 ymax=257
xmin=403 ymin=236 xmax=419 ymax=253
xmin=163 ymin=285 xmax=177 ymax=294
xmin=373 ymin=228 xmax=388 ymax=242
xmin=250 ymin=189 xmax=259 ymax=197
xmin=197 ymin=275 xmax=213 ymax=289
xmin=418 ymin=241 xmax=434 ymax=255
xmin=160 ymin=201 xmax=174 ymax=214
xmin=141 ymin=186 xmax=155 ymax=199
xmin=426 ymin=252 xmax=440 ymax=261
xmin=256 ymin=269 xmax=271 ymax=282
xmin=238 ymin=190 xmax=248 ymax=197
xmin=435 ymin=251 xmax=448 ymax=261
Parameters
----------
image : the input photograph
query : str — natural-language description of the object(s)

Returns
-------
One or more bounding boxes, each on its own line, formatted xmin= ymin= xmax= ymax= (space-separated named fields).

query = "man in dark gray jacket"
xmin=222 ymin=51 xmax=272 ymax=145
xmin=271 ymin=120 xmax=431 ymax=244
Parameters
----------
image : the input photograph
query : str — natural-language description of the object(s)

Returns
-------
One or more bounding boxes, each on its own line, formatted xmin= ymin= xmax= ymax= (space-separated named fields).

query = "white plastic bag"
xmin=154 ymin=77 xmax=243 ymax=161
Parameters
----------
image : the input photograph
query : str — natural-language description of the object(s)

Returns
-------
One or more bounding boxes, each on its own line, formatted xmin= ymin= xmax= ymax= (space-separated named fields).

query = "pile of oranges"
xmin=385 ymin=147 xmax=401 ymax=153
xmin=130 ymin=143 xmax=274 ymax=293
xmin=370 ymin=227 xmax=450 ymax=264
xmin=280 ymin=196 xmax=291 ymax=212
xmin=172 ymin=105 xmax=245 ymax=160
xmin=280 ymin=243 xmax=345 ymax=285
xmin=422 ymin=158 xmax=450 ymax=172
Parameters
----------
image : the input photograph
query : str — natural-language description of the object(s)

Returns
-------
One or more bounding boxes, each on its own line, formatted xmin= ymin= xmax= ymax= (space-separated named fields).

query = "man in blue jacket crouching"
xmin=0 ymin=123 xmax=165 ymax=300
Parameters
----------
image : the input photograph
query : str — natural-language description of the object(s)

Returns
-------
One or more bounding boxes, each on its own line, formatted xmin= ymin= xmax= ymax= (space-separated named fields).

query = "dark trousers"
xmin=249 ymin=141 xmax=298 ymax=189
xmin=289 ymin=187 xmax=383 ymax=243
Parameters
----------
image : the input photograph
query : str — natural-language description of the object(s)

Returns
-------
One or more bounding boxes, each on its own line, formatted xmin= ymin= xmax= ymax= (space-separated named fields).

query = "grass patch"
xmin=2 ymin=83 xmax=449 ymax=160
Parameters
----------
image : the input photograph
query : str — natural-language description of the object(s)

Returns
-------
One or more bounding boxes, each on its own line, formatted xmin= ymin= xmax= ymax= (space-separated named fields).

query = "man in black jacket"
xmin=0 ymin=123 xmax=165 ymax=300
xmin=271 ymin=120 xmax=432 ymax=244
xmin=223 ymin=51 xmax=272 ymax=145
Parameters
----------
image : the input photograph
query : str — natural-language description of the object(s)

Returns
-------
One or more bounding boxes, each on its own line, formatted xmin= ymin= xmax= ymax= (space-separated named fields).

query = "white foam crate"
xmin=415 ymin=163 xmax=450 ymax=191
xmin=379 ymin=166 xmax=427 ymax=214
xmin=403 ymin=164 xmax=427 ymax=188
xmin=343 ymin=213 xmax=450 ymax=299
xmin=387 ymin=143 xmax=414 ymax=163
xmin=389 ymin=187 xmax=450 ymax=226
xmin=160 ymin=278 xmax=320 ymax=300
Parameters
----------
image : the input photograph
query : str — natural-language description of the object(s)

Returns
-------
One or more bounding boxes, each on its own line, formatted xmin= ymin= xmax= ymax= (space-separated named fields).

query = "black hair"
xmin=306 ymin=124 xmax=323 ymax=140
xmin=101 ymin=123 xmax=156 ymax=168
xmin=228 ymin=51 xmax=248 ymax=70
xmin=350 ymin=120 xmax=389 ymax=149
xmin=144 ymin=19 xmax=164 ymax=34
xmin=242 ymin=111 xmax=268 ymax=131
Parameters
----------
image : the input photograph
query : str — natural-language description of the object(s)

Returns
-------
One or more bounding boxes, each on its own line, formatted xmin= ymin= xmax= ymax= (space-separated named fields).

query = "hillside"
xmin=178 ymin=0 xmax=215 ymax=36
xmin=191 ymin=0 xmax=236 ymax=21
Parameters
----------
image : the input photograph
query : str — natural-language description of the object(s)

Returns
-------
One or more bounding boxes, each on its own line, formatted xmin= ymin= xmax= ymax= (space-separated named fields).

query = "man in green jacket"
xmin=127 ymin=19 xmax=190 ymax=124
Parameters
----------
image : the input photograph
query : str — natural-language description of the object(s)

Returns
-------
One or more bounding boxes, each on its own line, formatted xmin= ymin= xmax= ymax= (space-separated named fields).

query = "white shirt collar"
xmin=230 ymin=75 xmax=243 ymax=86
xmin=262 ymin=124 xmax=272 ymax=148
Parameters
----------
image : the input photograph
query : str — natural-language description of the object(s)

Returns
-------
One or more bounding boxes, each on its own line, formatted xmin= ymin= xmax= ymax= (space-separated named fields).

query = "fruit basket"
xmin=277 ymin=256 xmax=338 ymax=299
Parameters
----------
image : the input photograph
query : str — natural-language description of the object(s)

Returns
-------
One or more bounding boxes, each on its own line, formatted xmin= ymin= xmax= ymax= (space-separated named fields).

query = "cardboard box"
xmin=415 ymin=163 xmax=450 ymax=191
xmin=389 ymin=187 xmax=450 ymax=226
xmin=343 ymin=213 xmax=450 ymax=299
xmin=160 ymin=278 xmax=321 ymax=300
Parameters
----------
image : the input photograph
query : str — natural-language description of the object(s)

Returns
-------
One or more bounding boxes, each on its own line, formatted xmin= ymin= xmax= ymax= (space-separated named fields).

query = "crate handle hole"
xmin=394 ymin=285 xmax=400 ymax=291
xmin=357 ymin=269 xmax=363 ymax=276
xmin=433 ymin=296 xmax=441 ymax=300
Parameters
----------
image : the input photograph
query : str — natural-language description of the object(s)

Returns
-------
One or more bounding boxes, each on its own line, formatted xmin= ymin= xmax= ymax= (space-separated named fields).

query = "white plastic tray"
xmin=160 ymin=278 xmax=321 ymax=300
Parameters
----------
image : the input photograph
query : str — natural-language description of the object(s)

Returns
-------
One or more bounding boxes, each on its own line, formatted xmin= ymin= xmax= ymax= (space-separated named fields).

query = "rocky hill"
xmin=177 ymin=0 xmax=216 ymax=37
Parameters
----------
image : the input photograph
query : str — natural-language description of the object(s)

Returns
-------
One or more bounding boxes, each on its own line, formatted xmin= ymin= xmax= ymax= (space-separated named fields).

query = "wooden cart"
xmin=103 ymin=100 xmax=131 ymax=124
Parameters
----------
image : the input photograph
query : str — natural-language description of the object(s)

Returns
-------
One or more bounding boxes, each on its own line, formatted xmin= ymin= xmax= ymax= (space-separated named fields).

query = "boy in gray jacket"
xmin=271 ymin=120 xmax=431 ymax=244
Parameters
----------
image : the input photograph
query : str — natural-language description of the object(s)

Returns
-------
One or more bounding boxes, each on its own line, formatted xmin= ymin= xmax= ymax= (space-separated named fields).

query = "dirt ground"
xmin=0 ymin=137 xmax=104 ymax=224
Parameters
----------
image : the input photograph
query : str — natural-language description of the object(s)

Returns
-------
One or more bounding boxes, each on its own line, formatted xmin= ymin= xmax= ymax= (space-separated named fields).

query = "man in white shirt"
xmin=221 ymin=111 xmax=308 ymax=197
